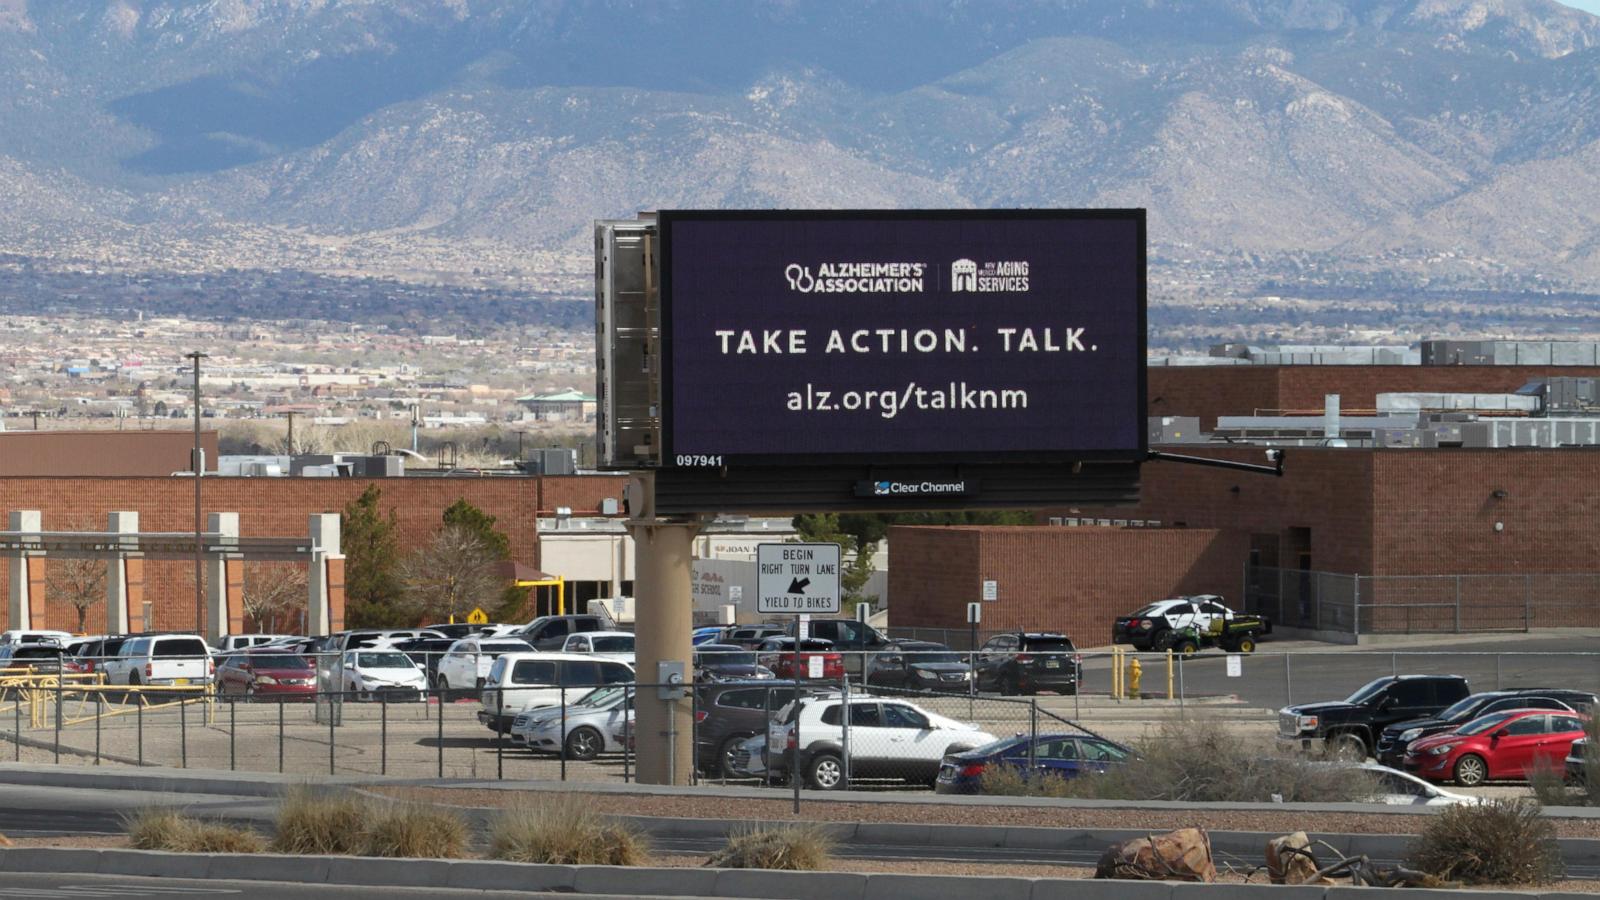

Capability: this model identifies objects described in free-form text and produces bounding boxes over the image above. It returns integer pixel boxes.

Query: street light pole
[186,351,208,635]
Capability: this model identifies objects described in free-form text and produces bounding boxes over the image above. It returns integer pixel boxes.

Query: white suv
[478,652,634,734]
[768,696,996,790]
[434,636,533,698]
[103,634,213,687]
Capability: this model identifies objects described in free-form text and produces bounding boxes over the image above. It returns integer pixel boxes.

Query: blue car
[934,732,1132,794]
[691,626,728,646]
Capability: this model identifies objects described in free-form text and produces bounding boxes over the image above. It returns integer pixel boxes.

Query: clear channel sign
[756,543,842,615]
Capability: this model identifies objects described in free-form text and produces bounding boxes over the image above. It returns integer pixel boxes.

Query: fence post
[94,694,102,766]
[381,693,388,777]
[1524,575,1532,632]
[840,676,851,791]
[1284,653,1292,707]
[53,660,61,764]
[1028,700,1038,773]
[328,690,336,775]
[1177,654,1185,715]
[181,691,188,769]
[1454,574,1462,633]
[623,686,632,785]
[496,705,503,781]
[13,695,19,762]
[559,685,567,782]
[1353,575,1362,637]
[436,684,444,779]
[137,698,144,767]
[277,697,284,774]
[229,696,236,771]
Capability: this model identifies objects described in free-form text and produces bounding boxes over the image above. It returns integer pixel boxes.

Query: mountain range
[2,0,1599,318]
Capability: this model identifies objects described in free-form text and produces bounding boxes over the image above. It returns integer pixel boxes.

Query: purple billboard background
[662,212,1143,462]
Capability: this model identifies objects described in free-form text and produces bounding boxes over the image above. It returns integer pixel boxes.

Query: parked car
[510,685,634,760]
[102,634,213,687]
[1278,674,1471,760]
[1112,595,1268,653]
[692,626,730,646]
[757,637,844,681]
[515,615,610,650]
[478,653,635,734]
[974,633,1080,696]
[864,641,973,692]
[1566,737,1593,783]
[553,631,635,663]
[336,649,428,701]
[390,637,458,686]
[0,643,80,675]
[69,635,131,677]
[0,629,72,647]
[217,634,299,653]
[788,618,890,678]
[425,623,493,640]
[766,695,997,789]
[694,681,819,777]
[331,629,447,652]
[1356,763,1479,806]
[693,645,775,683]
[434,636,535,698]
[216,649,317,700]
[1405,709,1587,786]
[723,624,787,650]
[1376,689,1594,767]
[935,732,1133,794]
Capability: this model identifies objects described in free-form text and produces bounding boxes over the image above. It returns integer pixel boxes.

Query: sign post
[758,542,841,813]
[967,602,982,704]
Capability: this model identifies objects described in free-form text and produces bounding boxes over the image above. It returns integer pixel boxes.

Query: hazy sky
[1556,0,1600,15]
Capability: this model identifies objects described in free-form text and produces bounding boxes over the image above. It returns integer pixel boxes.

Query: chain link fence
[1242,566,1600,636]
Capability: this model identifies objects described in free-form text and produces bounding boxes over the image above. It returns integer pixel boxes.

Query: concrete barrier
[714,869,868,900]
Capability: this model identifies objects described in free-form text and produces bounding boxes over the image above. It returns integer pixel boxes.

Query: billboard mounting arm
[1146,449,1284,478]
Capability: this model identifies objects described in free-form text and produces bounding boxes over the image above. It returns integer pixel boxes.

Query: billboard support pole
[626,472,699,785]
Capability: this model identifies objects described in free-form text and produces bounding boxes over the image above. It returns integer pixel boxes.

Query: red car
[216,649,318,700]
[1404,708,1587,787]
[757,637,845,681]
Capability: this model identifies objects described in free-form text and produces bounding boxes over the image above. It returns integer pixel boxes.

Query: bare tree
[241,562,308,633]
[398,524,503,624]
[47,555,106,633]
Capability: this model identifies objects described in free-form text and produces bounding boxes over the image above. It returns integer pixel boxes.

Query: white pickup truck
[102,634,213,686]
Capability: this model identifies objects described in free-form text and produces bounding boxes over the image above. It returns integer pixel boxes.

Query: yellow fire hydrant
[1126,656,1143,699]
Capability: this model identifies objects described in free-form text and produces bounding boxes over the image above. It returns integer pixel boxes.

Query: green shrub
[1408,799,1561,885]
[125,808,265,854]
[705,825,835,871]
[488,794,648,866]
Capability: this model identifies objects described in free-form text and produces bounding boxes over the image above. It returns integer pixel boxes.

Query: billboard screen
[659,210,1145,468]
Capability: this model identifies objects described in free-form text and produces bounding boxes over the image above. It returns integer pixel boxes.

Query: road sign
[967,602,982,625]
[729,585,743,604]
[757,543,841,615]
[466,607,488,625]
[1226,654,1242,678]
[981,580,998,602]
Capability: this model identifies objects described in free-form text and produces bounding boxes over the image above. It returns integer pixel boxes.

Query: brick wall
[0,474,626,633]
[889,525,1249,646]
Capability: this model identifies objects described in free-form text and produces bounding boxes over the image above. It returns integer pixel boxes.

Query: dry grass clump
[361,802,469,859]
[488,794,648,866]
[270,787,371,855]
[978,764,1074,798]
[125,808,265,854]
[1408,799,1561,885]
[705,825,835,871]
[993,718,1378,803]
[1528,758,1575,807]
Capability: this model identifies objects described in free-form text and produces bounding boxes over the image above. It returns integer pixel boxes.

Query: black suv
[694,681,820,777]
[974,633,1080,696]
[865,641,973,692]
[516,615,610,650]
[1375,688,1596,767]
[1279,674,1470,760]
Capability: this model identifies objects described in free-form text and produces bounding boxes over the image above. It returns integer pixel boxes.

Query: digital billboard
[658,210,1145,469]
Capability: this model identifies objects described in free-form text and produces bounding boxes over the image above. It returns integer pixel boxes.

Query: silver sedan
[509,685,634,761]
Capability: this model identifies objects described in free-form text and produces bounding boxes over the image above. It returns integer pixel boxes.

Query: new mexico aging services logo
[951,258,1031,293]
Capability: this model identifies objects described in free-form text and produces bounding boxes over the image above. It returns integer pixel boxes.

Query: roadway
[0,874,624,899]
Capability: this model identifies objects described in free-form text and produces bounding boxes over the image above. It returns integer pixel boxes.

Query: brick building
[0,474,626,634]
[890,361,1600,641]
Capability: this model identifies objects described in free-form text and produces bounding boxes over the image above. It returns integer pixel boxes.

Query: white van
[478,652,634,734]
[103,634,213,687]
